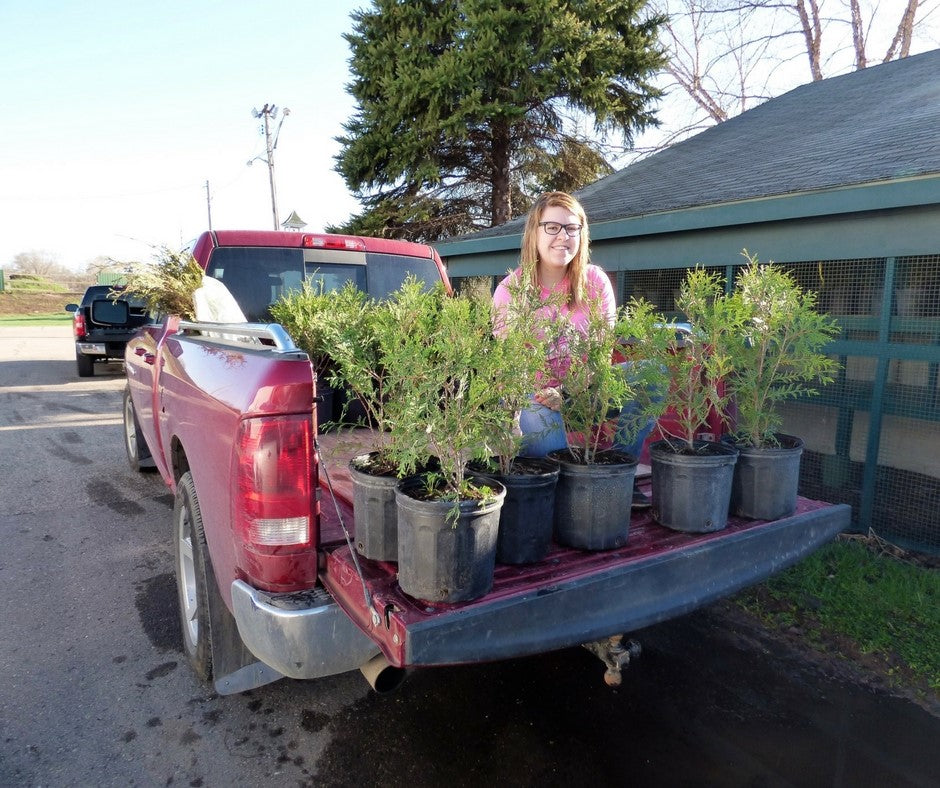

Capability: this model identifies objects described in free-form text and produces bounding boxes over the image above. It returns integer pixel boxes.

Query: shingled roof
[464,47,940,241]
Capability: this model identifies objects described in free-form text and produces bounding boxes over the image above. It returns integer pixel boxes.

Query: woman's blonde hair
[519,191,591,306]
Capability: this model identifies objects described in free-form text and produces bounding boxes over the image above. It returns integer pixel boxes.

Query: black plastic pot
[475,457,560,564]
[728,434,804,520]
[395,475,505,603]
[349,452,400,562]
[649,439,738,533]
[314,381,334,432]
[547,448,637,550]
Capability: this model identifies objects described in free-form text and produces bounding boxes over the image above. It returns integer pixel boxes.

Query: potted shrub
[722,252,841,520]
[471,276,561,564]
[318,279,438,562]
[647,267,740,533]
[384,284,509,603]
[547,297,671,550]
[272,278,434,563]
[269,280,337,429]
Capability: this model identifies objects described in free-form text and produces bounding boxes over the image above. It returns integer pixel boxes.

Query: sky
[0,0,367,271]
[2,1,937,273]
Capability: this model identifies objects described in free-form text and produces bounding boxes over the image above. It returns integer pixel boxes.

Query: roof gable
[464,48,940,242]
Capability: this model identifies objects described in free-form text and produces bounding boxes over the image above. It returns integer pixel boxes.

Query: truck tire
[174,472,214,682]
[122,386,154,472]
[76,352,94,377]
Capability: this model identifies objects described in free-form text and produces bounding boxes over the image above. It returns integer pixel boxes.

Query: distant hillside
[0,291,82,316]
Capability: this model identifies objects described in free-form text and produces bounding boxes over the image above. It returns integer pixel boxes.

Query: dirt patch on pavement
[0,292,82,316]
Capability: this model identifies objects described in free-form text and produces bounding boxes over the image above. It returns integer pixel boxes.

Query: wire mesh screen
[770,257,940,555]
[621,266,726,317]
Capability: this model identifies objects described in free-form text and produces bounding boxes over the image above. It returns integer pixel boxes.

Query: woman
[492,191,656,505]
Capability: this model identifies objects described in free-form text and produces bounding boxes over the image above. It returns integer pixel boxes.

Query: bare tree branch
[635,0,939,163]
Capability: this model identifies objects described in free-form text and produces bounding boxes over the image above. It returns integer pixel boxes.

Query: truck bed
[315,430,850,669]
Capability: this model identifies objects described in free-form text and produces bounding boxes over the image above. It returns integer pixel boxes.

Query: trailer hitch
[582,635,642,686]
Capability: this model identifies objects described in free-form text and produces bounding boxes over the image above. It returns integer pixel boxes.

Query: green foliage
[553,296,670,463]
[487,276,554,473]
[335,0,666,238]
[737,539,940,691]
[269,280,336,377]
[312,281,409,465]
[520,134,616,199]
[327,193,478,242]
[724,252,841,448]
[379,282,521,499]
[658,267,736,451]
[121,247,204,320]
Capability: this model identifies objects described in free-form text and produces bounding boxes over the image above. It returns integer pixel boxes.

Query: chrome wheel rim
[123,396,137,460]
[176,504,198,647]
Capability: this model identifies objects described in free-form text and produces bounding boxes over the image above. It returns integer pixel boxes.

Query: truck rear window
[205,247,443,321]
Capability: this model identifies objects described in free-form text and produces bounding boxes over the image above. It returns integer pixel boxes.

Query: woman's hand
[534,386,563,411]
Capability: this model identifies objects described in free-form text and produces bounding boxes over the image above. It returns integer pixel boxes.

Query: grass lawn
[734,534,940,699]
[0,313,73,326]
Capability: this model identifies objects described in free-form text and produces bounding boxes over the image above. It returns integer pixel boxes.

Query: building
[437,49,940,554]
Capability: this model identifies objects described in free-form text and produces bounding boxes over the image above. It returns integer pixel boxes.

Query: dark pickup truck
[123,230,851,696]
[66,285,151,377]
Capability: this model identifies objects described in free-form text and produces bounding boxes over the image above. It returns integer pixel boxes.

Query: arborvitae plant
[379,282,510,501]
[554,295,671,464]
[487,274,556,475]
[269,279,336,381]
[725,251,841,448]
[657,267,737,453]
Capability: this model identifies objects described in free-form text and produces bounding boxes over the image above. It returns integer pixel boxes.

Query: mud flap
[206,561,284,695]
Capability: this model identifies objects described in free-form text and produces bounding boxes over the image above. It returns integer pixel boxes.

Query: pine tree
[334,0,666,240]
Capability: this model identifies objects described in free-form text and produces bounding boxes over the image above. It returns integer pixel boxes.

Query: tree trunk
[849,0,866,69]
[796,0,824,81]
[884,0,919,61]
[490,118,512,227]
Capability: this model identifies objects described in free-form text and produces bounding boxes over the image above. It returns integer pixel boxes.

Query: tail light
[233,414,319,592]
[73,311,86,339]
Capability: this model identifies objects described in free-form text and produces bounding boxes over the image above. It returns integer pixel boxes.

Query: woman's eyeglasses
[539,222,582,236]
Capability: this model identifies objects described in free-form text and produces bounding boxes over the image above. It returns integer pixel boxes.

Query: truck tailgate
[315,431,850,668]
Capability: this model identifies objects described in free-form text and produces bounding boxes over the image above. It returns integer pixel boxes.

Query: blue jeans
[518,361,658,459]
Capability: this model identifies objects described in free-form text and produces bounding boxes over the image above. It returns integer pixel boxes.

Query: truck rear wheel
[174,471,214,682]
[76,352,94,377]
[123,386,154,472]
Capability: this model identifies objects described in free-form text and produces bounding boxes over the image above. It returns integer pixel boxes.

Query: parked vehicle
[66,285,151,377]
[123,229,850,696]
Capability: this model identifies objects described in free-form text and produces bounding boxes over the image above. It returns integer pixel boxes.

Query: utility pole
[204,180,213,231]
[249,104,290,230]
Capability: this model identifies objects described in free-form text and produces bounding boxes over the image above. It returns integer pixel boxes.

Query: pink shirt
[492,264,617,386]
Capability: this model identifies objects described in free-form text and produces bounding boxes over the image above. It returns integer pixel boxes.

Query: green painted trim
[858,259,895,529]
[436,175,940,262]
[444,206,940,277]
[826,340,940,362]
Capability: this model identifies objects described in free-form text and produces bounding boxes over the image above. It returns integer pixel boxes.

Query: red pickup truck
[123,229,850,695]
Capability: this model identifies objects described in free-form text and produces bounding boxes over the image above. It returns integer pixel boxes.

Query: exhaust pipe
[359,653,407,694]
